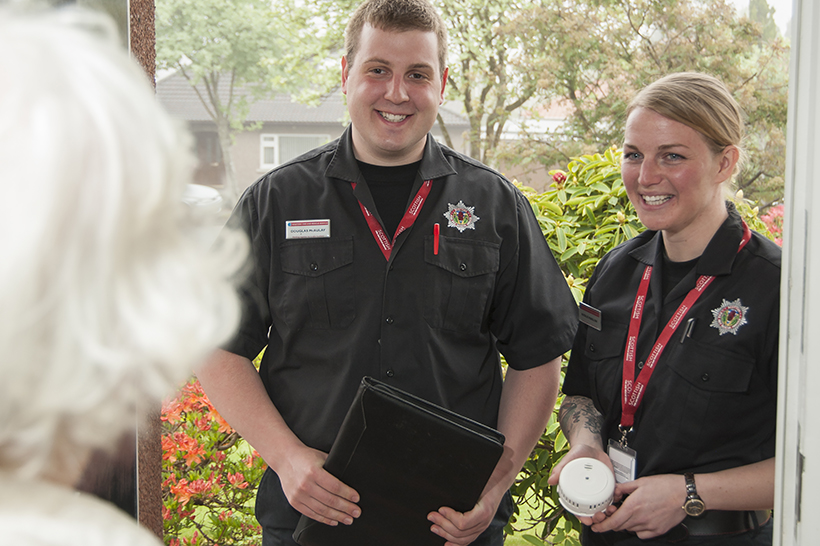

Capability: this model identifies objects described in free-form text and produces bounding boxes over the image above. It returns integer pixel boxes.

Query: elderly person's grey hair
[0,7,245,484]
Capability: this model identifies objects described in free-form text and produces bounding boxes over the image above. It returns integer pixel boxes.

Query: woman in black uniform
[550,72,780,545]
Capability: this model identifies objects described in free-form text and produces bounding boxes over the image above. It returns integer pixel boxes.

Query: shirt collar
[628,202,745,277]
[325,126,458,183]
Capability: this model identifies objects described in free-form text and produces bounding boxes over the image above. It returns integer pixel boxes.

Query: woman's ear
[716,145,740,184]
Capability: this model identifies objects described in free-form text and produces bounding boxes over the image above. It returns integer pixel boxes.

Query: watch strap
[684,472,697,496]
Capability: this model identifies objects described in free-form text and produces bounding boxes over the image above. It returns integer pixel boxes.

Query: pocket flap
[280,237,353,277]
[583,322,628,360]
[424,236,500,278]
[667,341,754,393]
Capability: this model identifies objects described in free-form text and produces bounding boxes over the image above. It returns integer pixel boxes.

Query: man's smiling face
[341,23,447,166]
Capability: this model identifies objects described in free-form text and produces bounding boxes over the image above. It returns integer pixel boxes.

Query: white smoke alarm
[558,457,616,518]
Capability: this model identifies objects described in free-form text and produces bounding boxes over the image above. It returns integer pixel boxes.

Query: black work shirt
[563,204,781,477]
[225,126,578,453]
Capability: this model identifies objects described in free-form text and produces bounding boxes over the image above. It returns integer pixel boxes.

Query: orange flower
[169,479,193,506]
[227,472,248,489]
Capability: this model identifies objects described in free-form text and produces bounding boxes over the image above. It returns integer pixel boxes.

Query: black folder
[292,376,506,546]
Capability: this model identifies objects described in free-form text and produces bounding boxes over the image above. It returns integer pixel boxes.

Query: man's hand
[427,488,503,546]
[277,445,361,526]
[425,360,563,545]
[590,474,686,539]
[196,350,361,526]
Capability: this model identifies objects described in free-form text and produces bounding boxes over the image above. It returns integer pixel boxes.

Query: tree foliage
[750,0,780,42]
[437,0,540,165]
[156,0,788,206]
[496,0,789,208]
[156,0,290,203]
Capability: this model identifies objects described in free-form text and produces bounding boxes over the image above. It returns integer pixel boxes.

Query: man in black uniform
[196,1,578,545]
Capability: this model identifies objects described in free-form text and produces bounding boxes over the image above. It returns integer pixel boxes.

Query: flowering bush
[760,204,784,246]
[162,378,267,545]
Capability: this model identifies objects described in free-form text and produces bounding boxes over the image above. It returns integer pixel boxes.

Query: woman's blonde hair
[0,8,245,479]
[627,72,747,175]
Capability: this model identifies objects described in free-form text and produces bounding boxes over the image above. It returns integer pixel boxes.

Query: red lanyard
[620,221,752,429]
[351,180,432,261]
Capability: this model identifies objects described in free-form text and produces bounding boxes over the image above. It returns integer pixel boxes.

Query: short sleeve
[221,185,272,360]
[491,192,578,369]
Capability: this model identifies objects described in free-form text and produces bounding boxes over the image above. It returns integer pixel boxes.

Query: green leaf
[556,226,568,252]
[522,535,547,546]
[560,246,580,261]
[555,431,567,452]
[539,200,564,216]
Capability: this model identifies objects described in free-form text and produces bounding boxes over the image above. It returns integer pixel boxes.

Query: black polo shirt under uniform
[563,203,781,479]
[224,126,579,543]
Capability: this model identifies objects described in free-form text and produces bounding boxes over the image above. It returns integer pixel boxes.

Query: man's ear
[439,66,448,104]
[341,56,349,95]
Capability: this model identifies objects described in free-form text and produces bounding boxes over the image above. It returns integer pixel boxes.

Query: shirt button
[637,361,644,370]
[589,343,595,353]
[460,262,468,271]
[385,316,394,325]
[386,369,395,378]
[701,373,710,382]
[310,262,319,272]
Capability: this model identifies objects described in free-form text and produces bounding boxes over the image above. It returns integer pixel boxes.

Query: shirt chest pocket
[655,339,759,457]
[278,237,355,329]
[666,340,755,394]
[423,236,500,333]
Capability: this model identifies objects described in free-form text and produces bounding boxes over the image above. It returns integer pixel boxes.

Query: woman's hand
[548,443,614,526]
[590,474,686,539]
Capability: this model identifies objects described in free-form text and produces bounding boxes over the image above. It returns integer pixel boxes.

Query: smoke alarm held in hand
[558,457,616,518]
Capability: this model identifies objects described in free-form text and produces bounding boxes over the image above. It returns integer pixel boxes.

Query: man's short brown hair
[344,0,448,77]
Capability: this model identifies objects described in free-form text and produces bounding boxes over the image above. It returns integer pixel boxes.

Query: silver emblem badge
[710,298,749,336]
[444,200,479,232]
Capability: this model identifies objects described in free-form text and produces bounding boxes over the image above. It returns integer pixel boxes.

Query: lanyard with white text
[351,180,432,261]
[619,221,752,441]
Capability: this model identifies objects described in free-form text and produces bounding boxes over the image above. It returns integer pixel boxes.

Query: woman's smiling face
[621,107,734,241]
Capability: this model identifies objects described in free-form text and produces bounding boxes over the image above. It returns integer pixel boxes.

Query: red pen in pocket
[433,223,440,255]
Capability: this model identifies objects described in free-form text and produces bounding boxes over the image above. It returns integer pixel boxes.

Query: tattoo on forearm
[559,396,604,439]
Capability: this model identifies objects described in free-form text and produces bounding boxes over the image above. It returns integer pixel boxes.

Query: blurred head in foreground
[0,7,244,484]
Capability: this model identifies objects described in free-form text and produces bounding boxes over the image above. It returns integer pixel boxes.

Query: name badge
[579,302,602,331]
[286,219,331,239]
[608,439,637,483]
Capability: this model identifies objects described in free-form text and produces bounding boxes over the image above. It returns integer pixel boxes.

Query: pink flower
[760,204,784,246]
[228,472,249,489]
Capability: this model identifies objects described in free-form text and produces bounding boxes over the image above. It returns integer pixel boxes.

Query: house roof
[156,71,469,127]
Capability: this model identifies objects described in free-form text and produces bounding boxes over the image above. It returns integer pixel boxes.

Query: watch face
[684,498,706,517]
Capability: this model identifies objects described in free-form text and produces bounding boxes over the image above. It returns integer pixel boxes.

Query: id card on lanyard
[608,222,752,483]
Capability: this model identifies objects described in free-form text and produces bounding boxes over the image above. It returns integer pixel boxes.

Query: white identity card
[607,439,637,483]
[286,219,331,239]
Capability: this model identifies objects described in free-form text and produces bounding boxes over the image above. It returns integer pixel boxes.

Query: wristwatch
[682,473,706,517]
